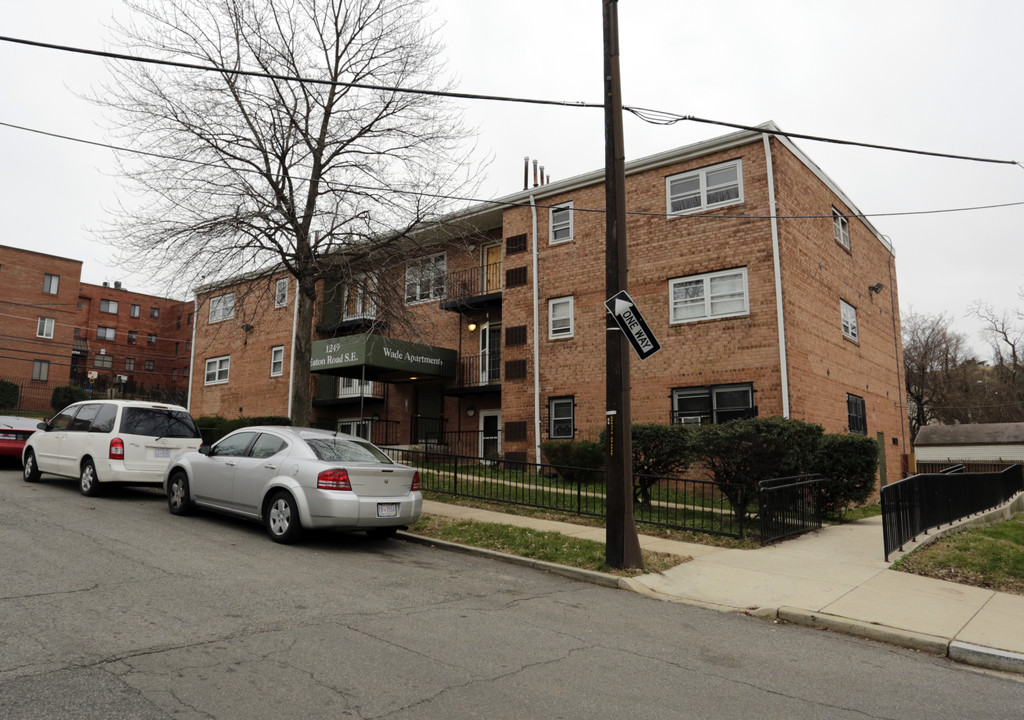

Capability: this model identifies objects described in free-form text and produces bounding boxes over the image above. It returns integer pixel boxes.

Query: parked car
[23,400,203,496]
[163,426,421,543]
[0,415,41,462]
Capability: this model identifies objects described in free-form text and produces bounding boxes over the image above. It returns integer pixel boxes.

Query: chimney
[532,159,539,188]
[523,156,530,191]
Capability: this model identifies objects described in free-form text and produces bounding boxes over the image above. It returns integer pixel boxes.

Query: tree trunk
[290,275,318,427]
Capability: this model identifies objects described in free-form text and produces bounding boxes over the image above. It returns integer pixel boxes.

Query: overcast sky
[2,0,1023,357]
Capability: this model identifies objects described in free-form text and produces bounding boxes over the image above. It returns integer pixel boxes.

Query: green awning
[310,334,456,382]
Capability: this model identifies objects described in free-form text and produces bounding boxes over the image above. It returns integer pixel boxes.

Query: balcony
[445,352,501,396]
[317,283,380,335]
[439,261,502,312]
[313,375,386,406]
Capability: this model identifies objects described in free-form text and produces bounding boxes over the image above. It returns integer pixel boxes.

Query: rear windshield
[120,408,201,439]
[304,437,393,464]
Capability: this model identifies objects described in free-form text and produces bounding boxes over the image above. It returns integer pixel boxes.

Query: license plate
[377,503,398,518]
[154,448,171,459]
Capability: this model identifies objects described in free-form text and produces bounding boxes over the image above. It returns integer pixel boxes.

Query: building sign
[310,334,456,381]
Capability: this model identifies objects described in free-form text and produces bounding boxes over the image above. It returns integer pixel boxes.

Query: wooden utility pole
[602,0,643,570]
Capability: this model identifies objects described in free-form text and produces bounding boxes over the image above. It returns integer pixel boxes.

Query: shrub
[816,433,879,518]
[0,380,18,409]
[600,423,694,504]
[225,415,292,432]
[691,417,824,525]
[541,440,605,485]
[51,386,89,412]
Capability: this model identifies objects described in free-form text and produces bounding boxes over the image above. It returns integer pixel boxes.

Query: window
[97,326,115,341]
[667,160,743,215]
[841,299,859,341]
[186,340,191,352]
[550,203,573,244]
[68,404,101,432]
[130,304,141,318]
[275,278,288,308]
[548,296,574,339]
[150,306,159,318]
[36,317,55,339]
[171,369,178,381]
[405,253,446,304]
[847,394,867,435]
[549,397,575,439]
[209,293,235,323]
[127,331,138,345]
[187,312,193,326]
[144,360,155,371]
[32,360,49,382]
[205,356,230,385]
[270,346,285,377]
[125,358,135,371]
[42,274,59,294]
[342,275,375,320]
[147,334,157,345]
[94,354,113,369]
[672,384,755,425]
[175,342,180,356]
[100,299,119,314]
[669,268,748,324]
[833,207,850,250]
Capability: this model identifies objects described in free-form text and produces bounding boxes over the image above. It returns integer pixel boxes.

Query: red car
[0,415,42,463]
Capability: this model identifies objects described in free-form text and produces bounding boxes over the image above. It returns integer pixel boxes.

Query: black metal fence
[915,460,1017,474]
[759,474,830,545]
[881,465,1024,561]
[0,374,186,416]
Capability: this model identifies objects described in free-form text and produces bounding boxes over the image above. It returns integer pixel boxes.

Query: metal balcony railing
[443,261,502,305]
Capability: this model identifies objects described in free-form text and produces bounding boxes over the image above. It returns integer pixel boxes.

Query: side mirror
[199,445,211,456]
[37,422,48,431]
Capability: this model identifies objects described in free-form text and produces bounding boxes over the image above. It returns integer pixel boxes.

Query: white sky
[2,0,1023,357]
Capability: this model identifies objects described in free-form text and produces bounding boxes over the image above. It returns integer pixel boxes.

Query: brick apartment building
[0,244,193,411]
[188,123,908,485]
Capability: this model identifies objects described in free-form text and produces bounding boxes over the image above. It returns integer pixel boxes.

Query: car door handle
[263,464,277,470]
[225,460,236,467]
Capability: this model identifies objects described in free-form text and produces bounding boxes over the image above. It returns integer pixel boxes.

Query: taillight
[317,469,351,491]
[411,471,420,492]
[109,438,125,460]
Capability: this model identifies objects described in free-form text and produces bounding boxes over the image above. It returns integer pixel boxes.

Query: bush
[225,415,292,432]
[691,417,824,525]
[0,380,18,409]
[816,433,879,518]
[600,423,694,504]
[194,415,293,444]
[541,440,605,485]
[51,386,89,413]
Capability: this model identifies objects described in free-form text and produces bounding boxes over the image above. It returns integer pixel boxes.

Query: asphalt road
[1,465,1022,719]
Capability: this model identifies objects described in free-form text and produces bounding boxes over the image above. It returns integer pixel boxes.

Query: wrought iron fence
[452,353,501,389]
[915,460,1016,474]
[758,474,829,545]
[444,262,502,303]
[0,374,186,415]
[881,465,1024,561]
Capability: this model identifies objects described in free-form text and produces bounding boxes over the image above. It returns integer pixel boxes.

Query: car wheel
[366,527,398,540]
[79,459,102,497]
[265,491,302,544]
[167,471,193,516]
[23,450,40,482]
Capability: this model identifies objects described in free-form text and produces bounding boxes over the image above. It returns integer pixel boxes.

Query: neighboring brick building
[188,123,908,485]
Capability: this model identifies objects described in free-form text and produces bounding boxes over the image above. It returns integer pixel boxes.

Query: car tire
[23,450,41,482]
[167,470,193,516]
[265,491,302,544]
[366,527,398,540]
[79,459,102,497]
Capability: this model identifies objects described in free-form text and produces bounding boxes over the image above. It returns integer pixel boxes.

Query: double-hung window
[32,360,49,381]
[125,358,135,371]
[669,268,748,324]
[549,397,575,439]
[833,207,850,250]
[274,278,288,308]
[94,354,113,369]
[666,160,743,215]
[548,296,574,339]
[150,307,159,318]
[405,253,446,304]
[209,293,235,323]
[130,304,141,318]
[42,274,59,294]
[672,383,755,425]
[127,331,138,345]
[847,394,867,435]
[36,317,55,339]
[205,356,230,385]
[97,326,115,341]
[550,203,573,244]
[270,346,285,377]
[841,300,859,341]
[144,360,155,371]
[147,334,157,345]
[100,299,118,314]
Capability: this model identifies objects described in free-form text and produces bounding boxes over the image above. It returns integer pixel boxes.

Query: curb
[776,607,949,656]
[949,641,1024,675]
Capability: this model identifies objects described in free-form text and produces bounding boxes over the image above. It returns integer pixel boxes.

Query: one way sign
[605,290,661,360]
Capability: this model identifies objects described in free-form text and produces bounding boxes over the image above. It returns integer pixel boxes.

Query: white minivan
[23,400,203,496]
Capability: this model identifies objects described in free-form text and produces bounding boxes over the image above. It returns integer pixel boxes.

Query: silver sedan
[163,426,422,543]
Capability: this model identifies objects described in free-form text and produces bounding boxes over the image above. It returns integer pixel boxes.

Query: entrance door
[479,323,501,384]
[479,409,501,460]
[483,244,502,293]
[414,384,443,444]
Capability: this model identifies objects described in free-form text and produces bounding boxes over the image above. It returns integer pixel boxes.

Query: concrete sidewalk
[413,499,1024,676]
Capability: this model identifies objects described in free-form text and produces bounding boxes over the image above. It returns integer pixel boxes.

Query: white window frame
[343,274,375,320]
[270,346,285,377]
[204,356,231,385]
[841,299,859,341]
[405,253,447,305]
[100,299,119,314]
[669,267,749,324]
[36,317,55,339]
[274,278,288,308]
[42,274,59,295]
[549,202,573,244]
[548,296,574,339]
[32,360,49,381]
[209,293,235,323]
[666,160,743,216]
[833,207,850,250]
[130,304,140,318]
[549,396,575,439]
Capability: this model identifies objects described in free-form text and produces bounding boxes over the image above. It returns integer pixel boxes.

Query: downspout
[763,133,790,417]
[186,296,198,412]
[530,194,542,463]
[288,278,299,421]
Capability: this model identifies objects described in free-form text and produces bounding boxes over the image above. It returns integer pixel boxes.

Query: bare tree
[971,296,1024,419]
[96,0,478,424]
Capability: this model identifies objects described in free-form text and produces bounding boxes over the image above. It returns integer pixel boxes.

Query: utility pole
[603,0,643,570]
